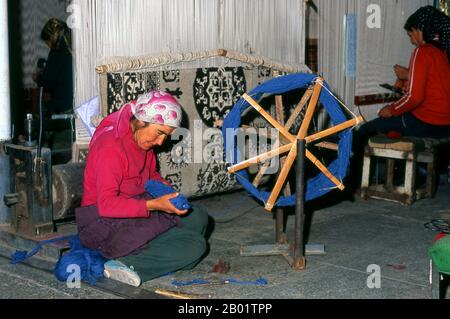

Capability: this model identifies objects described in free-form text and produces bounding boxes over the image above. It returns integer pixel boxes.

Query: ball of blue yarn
[145,180,191,210]
[54,236,107,285]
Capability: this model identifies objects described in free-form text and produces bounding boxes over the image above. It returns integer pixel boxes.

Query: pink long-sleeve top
[81,102,168,218]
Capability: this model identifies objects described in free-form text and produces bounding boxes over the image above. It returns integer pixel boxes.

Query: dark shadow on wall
[8,0,25,141]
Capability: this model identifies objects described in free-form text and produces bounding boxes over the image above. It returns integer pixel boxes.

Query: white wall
[0,0,11,141]
[73,0,307,106]
[306,1,319,39]
[317,0,433,121]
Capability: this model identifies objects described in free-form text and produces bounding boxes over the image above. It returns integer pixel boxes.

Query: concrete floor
[140,183,450,299]
[1,183,449,299]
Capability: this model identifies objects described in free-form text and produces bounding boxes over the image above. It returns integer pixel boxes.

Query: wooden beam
[240,125,276,140]
[285,87,313,129]
[296,79,323,139]
[314,142,339,151]
[265,143,297,211]
[305,116,363,143]
[305,149,345,190]
[227,143,293,174]
[242,93,295,143]
[252,160,272,187]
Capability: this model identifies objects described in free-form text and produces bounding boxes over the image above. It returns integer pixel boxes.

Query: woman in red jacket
[351,6,450,191]
[76,91,209,287]
[358,6,450,139]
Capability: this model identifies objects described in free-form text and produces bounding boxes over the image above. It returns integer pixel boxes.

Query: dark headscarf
[404,5,450,61]
[40,18,72,55]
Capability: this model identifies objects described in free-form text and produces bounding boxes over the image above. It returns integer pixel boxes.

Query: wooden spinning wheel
[227,77,363,212]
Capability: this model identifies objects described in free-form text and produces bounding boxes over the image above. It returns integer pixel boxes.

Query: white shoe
[103,260,141,287]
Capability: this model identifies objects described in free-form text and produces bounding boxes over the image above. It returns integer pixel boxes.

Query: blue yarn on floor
[145,180,191,210]
[10,235,76,265]
[54,235,108,285]
[10,235,107,285]
[172,277,268,286]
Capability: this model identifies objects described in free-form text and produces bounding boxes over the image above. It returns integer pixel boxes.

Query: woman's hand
[378,105,393,118]
[393,64,409,80]
[146,193,189,216]
[394,79,408,93]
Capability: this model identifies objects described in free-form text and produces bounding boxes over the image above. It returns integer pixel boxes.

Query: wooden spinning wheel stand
[228,77,363,269]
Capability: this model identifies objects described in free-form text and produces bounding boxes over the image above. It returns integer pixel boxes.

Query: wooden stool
[360,135,439,205]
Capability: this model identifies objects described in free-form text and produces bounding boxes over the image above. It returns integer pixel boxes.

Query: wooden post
[386,158,395,192]
[293,139,306,269]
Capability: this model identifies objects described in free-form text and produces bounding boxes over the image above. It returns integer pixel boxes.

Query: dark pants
[357,113,450,141]
[118,205,209,282]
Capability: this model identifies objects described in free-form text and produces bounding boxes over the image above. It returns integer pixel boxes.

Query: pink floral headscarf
[131,90,182,128]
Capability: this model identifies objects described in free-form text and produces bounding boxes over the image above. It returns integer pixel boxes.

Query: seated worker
[76,91,209,287]
[392,4,450,97]
[33,18,74,151]
[357,5,450,141]
[350,6,450,190]
[34,18,73,115]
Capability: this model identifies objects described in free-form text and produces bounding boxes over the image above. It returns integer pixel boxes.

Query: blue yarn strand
[53,235,107,285]
[172,277,268,286]
[10,234,107,285]
[10,235,77,265]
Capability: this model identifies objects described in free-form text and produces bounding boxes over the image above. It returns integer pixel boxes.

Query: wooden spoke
[285,87,313,130]
[265,143,297,211]
[242,93,296,143]
[227,143,293,174]
[252,164,270,187]
[296,79,323,139]
[240,125,277,140]
[314,142,339,151]
[273,93,292,206]
[305,149,344,190]
[253,87,313,187]
[305,116,363,143]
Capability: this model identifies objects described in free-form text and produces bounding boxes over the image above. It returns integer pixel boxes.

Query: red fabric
[434,232,447,243]
[389,44,450,125]
[81,102,169,218]
[386,131,402,139]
